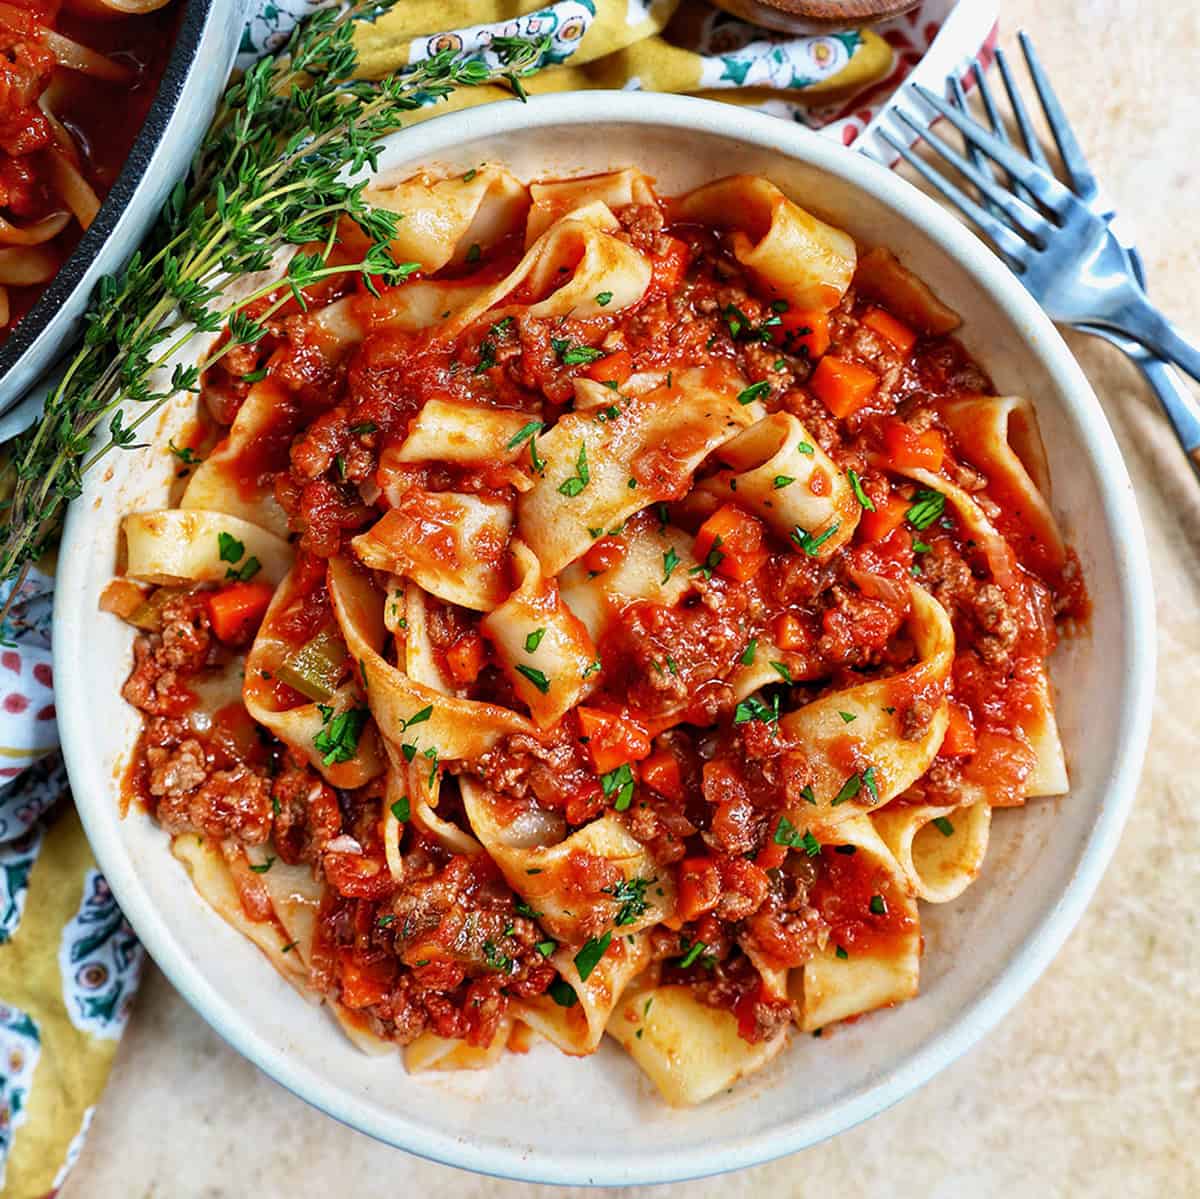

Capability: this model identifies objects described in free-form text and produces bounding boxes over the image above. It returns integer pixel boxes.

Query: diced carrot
[584,348,633,387]
[641,749,683,801]
[445,631,487,686]
[772,612,808,651]
[676,856,721,922]
[939,702,977,757]
[770,307,831,360]
[856,494,910,543]
[809,355,878,418]
[694,503,768,582]
[648,235,690,297]
[863,306,917,354]
[576,707,652,774]
[882,418,945,471]
[338,954,396,1009]
[962,730,1035,806]
[207,581,275,645]
[583,535,627,575]
[754,840,789,871]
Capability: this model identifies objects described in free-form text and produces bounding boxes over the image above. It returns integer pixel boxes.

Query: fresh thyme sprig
[0,2,545,593]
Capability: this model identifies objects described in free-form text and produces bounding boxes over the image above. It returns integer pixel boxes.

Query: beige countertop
[61,3,1199,1196]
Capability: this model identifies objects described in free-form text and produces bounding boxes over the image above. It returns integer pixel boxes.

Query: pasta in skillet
[105,166,1085,1107]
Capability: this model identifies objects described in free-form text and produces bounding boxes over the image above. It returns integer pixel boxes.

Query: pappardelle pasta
[106,165,1086,1106]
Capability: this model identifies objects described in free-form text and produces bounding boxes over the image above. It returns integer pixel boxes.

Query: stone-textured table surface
[62,3,1199,1195]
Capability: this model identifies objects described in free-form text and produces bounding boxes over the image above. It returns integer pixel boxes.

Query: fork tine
[994,48,1051,172]
[894,108,1054,245]
[912,84,1074,216]
[1018,31,1099,202]
[970,60,1038,208]
[879,131,1029,267]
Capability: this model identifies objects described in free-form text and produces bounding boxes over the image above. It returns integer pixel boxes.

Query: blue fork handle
[1081,324,1200,482]
[1103,291,1200,387]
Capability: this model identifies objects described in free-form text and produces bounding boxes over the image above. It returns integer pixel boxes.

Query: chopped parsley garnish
[835,945,849,960]
[225,555,261,582]
[677,940,708,969]
[734,692,780,727]
[741,638,757,666]
[507,420,543,451]
[723,304,747,338]
[334,454,347,480]
[280,940,298,954]
[907,488,946,530]
[838,710,857,724]
[912,540,932,554]
[390,796,410,822]
[831,772,862,807]
[536,939,556,957]
[377,914,395,927]
[662,546,680,583]
[217,532,244,563]
[349,420,377,436]
[770,661,793,684]
[773,358,788,371]
[665,654,679,676]
[797,441,815,456]
[462,168,477,182]
[869,894,887,915]
[558,441,590,497]
[483,940,513,973]
[465,242,481,263]
[524,628,546,653]
[516,664,551,694]
[601,763,635,811]
[799,784,816,805]
[401,743,417,762]
[168,439,203,465]
[737,380,771,405]
[474,339,496,374]
[597,404,620,420]
[595,290,613,306]
[862,765,879,803]
[515,898,540,919]
[606,875,654,925]
[773,475,795,489]
[800,830,821,857]
[248,856,275,874]
[313,706,369,765]
[847,469,875,512]
[791,522,840,557]
[932,816,955,837]
[574,931,612,981]
[401,705,433,731]
[689,534,724,580]
[581,658,602,680]
[552,337,605,366]
[548,978,578,1007]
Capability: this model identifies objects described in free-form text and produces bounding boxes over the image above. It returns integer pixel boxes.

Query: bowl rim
[0,0,218,384]
[54,90,1156,1186]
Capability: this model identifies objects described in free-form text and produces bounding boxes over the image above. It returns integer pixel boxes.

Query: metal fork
[878,35,1200,479]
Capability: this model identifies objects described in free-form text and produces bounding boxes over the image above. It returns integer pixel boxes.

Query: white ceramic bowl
[54,93,1155,1185]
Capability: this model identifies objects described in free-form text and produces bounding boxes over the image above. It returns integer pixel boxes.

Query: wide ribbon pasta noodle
[110,164,1081,1106]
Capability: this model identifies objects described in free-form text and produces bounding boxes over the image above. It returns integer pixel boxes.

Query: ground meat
[817,583,905,667]
[901,698,935,742]
[616,203,666,252]
[146,739,208,798]
[155,764,273,844]
[473,725,602,826]
[122,594,217,716]
[972,582,1019,664]
[272,757,342,864]
[918,542,977,621]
